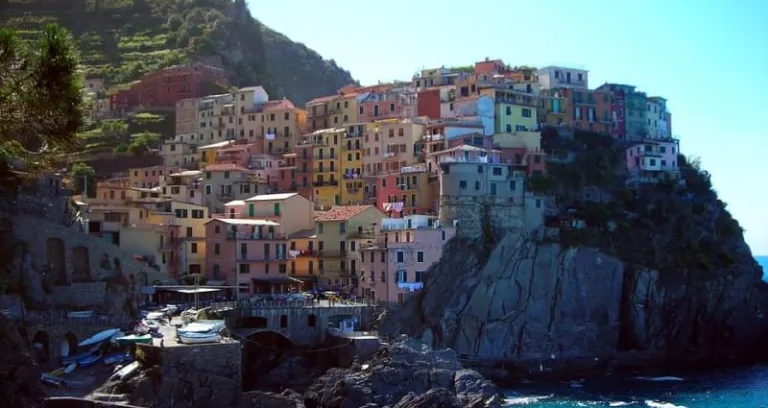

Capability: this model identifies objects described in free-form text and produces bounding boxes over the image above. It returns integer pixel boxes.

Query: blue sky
[248,0,768,255]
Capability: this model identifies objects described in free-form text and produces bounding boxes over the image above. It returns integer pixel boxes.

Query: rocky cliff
[381,131,768,374]
[0,314,46,408]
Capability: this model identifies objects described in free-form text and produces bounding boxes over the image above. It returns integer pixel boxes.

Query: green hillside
[0,0,356,105]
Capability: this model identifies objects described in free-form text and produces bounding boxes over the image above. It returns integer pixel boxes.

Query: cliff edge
[381,131,768,374]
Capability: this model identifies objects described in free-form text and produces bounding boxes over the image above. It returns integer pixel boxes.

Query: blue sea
[501,256,768,407]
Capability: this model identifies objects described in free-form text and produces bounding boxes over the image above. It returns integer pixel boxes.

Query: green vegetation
[72,111,172,160]
[71,162,96,197]
[541,130,750,282]
[2,0,356,105]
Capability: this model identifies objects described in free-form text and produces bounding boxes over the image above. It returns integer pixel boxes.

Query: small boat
[142,319,160,331]
[145,311,165,320]
[104,351,131,366]
[177,320,224,334]
[64,362,76,375]
[41,373,67,388]
[78,328,120,348]
[115,334,153,346]
[110,361,140,381]
[78,353,102,368]
[67,311,94,319]
[177,331,220,344]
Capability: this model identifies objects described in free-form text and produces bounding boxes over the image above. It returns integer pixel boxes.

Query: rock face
[381,233,768,371]
[0,314,46,408]
[304,336,503,408]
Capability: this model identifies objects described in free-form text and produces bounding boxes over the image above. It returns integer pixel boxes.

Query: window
[459,180,467,191]
[317,223,323,233]
[192,210,205,219]
[477,166,483,174]
[396,270,407,283]
[417,251,424,262]
[205,185,212,195]
[397,251,404,262]
[273,203,280,216]
[214,243,220,255]
[175,209,188,218]
[475,181,481,190]
[307,314,316,327]
[509,181,517,191]
[205,172,211,179]
[186,227,193,237]
[339,222,346,233]
[415,271,425,283]
[492,167,502,176]
[214,225,220,234]
[490,183,497,196]
[280,315,288,328]
[191,243,197,253]
[351,241,356,251]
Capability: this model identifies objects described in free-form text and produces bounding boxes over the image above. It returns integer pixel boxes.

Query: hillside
[0,0,356,105]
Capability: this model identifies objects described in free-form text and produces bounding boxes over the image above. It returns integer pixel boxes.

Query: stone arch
[31,330,50,363]
[241,329,298,391]
[243,329,296,347]
[61,332,78,358]
[46,237,67,285]
[71,245,91,283]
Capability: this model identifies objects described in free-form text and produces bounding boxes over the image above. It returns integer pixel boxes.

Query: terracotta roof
[218,144,255,153]
[315,205,375,222]
[263,99,296,112]
[306,95,337,105]
[203,163,251,172]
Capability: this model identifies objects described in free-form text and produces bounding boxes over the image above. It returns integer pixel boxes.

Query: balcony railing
[313,180,339,187]
[216,192,235,200]
[228,231,287,240]
[314,154,337,160]
[237,253,289,262]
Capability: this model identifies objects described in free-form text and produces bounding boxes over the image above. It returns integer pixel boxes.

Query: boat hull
[177,333,220,344]
[78,328,120,348]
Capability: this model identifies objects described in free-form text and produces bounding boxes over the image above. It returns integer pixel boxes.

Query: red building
[110,62,228,111]
[416,88,441,119]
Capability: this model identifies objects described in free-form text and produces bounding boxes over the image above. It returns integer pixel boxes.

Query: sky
[248,0,768,255]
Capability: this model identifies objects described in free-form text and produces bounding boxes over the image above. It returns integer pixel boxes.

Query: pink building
[214,143,260,167]
[358,215,455,304]
[625,138,680,182]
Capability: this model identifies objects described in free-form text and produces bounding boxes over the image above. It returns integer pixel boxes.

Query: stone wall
[12,214,167,308]
[25,314,133,361]
[439,195,526,239]
[232,305,376,347]
[134,342,242,408]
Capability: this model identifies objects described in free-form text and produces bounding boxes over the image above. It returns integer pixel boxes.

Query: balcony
[382,152,396,159]
[237,253,289,262]
[314,154,337,160]
[317,250,347,258]
[346,228,375,239]
[227,230,287,240]
[313,180,339,187]
[216,191,235,200]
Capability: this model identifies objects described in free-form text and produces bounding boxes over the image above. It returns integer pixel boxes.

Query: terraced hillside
[0,0,356,105]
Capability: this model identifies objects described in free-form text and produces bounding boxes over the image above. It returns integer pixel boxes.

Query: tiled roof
[205,218,279,226]
[315,205,374,222]
[245,192,298,202]
[263,99,296,112]
[203,163,251,172]
[306,95,337,105]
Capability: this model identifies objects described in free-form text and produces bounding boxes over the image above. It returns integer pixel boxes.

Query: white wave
[645,400,687,408]
[503,394,553,405]
[609,402,635,406]
[634,376,684,382]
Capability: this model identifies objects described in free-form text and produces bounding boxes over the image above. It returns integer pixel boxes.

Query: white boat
[67,311,94,319]
[142,319,160,331]
[145,311,166,320]
[110,361,140,382]
[162,305,179,316]
[177,331,220,344]
[177,320,224,334]
[78,328,120,348]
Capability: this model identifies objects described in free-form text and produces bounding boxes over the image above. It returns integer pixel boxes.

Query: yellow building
[314,205,384,289]
[197,140,235,166]
[260,100,307,155]
[198,93,236,145]
[479,87,538,133]
[329,93,359,126]
[340,123,365,204]
[308,128,345,209]
[170,201,209,276]
[127,166,181,189]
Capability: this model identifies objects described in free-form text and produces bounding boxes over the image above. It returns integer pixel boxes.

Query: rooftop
[198,140,234,150]
[315,205,375,222]
[245,192,299,202]
[306,95,338,105]
[289,229,316,239]
[223,200,246,207]
[168,170,202,177]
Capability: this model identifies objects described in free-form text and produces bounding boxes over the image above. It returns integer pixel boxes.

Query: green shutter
[273,203,280,216]
[248,204,254,217]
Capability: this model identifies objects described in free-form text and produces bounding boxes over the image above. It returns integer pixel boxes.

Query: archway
[31,331,50,363]
[60,332,78,358]
[72,245,91,282]
[241,330,297,391]
[46,237,67,285]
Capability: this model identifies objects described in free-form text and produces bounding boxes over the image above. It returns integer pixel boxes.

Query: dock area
[151,316,236,348]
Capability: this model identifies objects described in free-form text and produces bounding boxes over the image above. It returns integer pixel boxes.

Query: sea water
[503,364,768,407]
[501,256,768,407]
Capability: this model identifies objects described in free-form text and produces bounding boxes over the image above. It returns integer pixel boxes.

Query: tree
[0,24,85,173]
[71,162,96,197]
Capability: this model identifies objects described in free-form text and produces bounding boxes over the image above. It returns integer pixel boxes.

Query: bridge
[17,312,133,363]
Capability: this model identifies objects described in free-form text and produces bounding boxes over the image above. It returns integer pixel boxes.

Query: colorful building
[479,85,538,133]
[197,93,236,145]
[201,163,268,214]
[276,147,313,200]
[300,128,343,208]
[175,97,199,137]
[452,94,495,135]
[537,66,589,90]
[646,97,671,140]
[305,95,335,131]
[204,192,315,294]
[329,92,360,126]
[314,205,384,290]
[374,164,437,216]
[110,62,228,111]
[416,88,441,119]
[358,214,455,304]
[260,99,306,155]
[170,201,209,276]
[596,83,648,141]
[197,140,235,166]
[128,166,181,189]
[625,138,680,182]
[340,123,365,205]
[362,119,425,176]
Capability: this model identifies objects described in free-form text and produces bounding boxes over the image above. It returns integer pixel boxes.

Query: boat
[115,334,153,346]
[104,352,131,366]
[110,361,140,381]
[162,304,179,316]
[67,311,94,319]
[78,328,120,348]
[180,309,198,323]
[177,331,220,344]
[177,320,224,334]
[64,363,76,375]
[41,373,67,388]
[142,319,160,331]
[61,350,98,366]
[145,311,166,320]
[78,353,102,368]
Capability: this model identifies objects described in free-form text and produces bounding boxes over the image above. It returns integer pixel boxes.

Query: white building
[537,66,589,90]
[646,97,670,139]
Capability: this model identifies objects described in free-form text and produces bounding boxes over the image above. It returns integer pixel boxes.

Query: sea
[501,256,768,407]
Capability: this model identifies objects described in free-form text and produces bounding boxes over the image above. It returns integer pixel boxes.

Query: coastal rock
[304,336,503,408]
[0,314,46,408]
[381,231,768,372]
[239,390,305,408]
